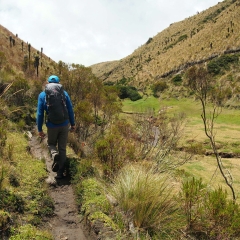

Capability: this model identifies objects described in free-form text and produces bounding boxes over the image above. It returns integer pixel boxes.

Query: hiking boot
[55,171,64,179]
[52,154,60,172]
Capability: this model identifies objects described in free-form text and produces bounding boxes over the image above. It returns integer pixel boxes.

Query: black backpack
[45,83,69,124]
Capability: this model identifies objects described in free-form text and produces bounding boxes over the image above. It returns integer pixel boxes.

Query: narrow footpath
[29,131,97,240]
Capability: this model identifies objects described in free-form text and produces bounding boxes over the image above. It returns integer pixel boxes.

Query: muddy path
[29,130,97,240]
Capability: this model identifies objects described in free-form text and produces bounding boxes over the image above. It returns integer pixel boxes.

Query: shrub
[0,210,11,236]
[6,77,30,106]
[111,164,179,234]
[95,121,137,179]
[180,177,207,231]
[178,34,188,42]
[152,82,168,97]
[118,85,142,101]
[146,37,153,45]
[70,158,95,183]
[180,178,240,239]
[207,61,221,74]
[117,78,128,85]
[207,54,239,75]
[204,188,240,239]
[0,189,25,213]
[172,74,182,86]
[103,81,115,86]
[0,52,6,69]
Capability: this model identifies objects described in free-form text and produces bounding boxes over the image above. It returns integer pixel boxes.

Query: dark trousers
[47,125,69,174]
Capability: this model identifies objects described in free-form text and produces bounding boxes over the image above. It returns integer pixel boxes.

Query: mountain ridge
[90,0,240,86]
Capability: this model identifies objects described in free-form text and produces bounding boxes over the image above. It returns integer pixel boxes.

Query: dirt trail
[29,131,97,240]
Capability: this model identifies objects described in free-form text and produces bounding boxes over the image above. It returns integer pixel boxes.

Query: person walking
[37,75,75,179]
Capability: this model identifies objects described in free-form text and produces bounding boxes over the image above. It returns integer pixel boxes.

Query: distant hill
[90,0,240,87]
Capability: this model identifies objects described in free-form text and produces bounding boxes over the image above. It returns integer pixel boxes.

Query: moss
[9,224,53,240]
[0,210,10,229]
[81,178,111,214]
[90,211,118,231]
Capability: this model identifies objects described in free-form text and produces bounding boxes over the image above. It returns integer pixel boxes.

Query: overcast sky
[1,0,222,66]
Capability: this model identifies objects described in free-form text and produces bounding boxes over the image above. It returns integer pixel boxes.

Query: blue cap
[48,75,60,83]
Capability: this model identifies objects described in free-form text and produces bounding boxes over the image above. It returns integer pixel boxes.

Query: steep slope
[0,24,57,83]
[91,0,240,86]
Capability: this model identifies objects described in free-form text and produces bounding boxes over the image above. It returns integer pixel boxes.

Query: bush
[118,85,142,101]
[146,37,153,45]
[111,164,179,234]
[178,34,188,42]
[0,210,11,236]
[180,178,240,239]
[172,74,182,86]
[103,81,115,86]
[207,61,221,74]
[0,189,24,213]
[95,122,137,179]
[6,77,30,106]
[0,52,6,69]
[152,82,168,97]
[207,54,239,75]
[70,158,95,183]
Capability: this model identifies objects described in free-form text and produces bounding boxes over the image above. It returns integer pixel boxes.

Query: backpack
[45,83,69,124]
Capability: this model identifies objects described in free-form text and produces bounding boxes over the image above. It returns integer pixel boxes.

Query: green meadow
[123,96,240,143]
[123,96,240,200]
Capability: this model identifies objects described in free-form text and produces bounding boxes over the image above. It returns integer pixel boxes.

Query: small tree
[28,44,31,68]
[34,55,40,76]
[186,66,236,202]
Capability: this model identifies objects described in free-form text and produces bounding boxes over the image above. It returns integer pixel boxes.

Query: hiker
[37,75,75,179]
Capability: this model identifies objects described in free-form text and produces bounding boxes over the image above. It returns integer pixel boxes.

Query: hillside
[91,0,240,87]
[0,24,57,83]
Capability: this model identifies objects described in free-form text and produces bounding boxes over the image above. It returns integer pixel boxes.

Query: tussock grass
[110,163,182,234]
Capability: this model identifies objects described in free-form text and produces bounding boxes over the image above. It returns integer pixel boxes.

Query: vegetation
[1,0,240,238]
[151,81,168,97]
[91,0,240,90]
[207,54,239,75]
[110,164,180,236]
[104,78,142,101]
[186,65,236,202]
[181,177,240,239]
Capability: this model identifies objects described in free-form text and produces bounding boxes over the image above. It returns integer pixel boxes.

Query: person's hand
[39,131,46,138]
[69,125,75,132]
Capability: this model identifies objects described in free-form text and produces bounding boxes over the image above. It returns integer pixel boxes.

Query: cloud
[0,0,222,66]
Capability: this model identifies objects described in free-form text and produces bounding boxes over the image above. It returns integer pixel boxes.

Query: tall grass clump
[110,163,181,237]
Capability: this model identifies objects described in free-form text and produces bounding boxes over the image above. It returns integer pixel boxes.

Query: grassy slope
[91,0,240,87]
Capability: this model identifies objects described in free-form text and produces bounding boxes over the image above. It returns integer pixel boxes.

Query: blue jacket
[37,90,75,132]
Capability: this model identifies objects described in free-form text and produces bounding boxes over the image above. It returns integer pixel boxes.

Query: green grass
[1,130,53,238]
[122,96,240,152]
[122,96,161,113]
[123,97,240,126]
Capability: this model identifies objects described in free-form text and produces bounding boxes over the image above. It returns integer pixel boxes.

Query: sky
[1,0,223,67]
